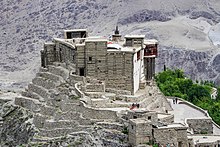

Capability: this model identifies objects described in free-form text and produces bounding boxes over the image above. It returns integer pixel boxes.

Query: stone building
[41,27,158,94]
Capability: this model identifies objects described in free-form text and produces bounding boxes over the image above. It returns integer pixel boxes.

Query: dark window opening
[66,31,87,39]
[137,51,140,60]
[89,57,92,61]
[79,68,85,76]
[131,125,134,129]
[66,32,72,39]
[133,116,137,119]
[99,60,101,63]
[148,116,151,120]
[126,39,132,46]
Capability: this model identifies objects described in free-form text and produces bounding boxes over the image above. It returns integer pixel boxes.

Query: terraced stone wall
[79,102,118,120]
[186,118,213,134]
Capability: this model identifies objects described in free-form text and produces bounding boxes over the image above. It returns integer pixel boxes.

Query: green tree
[216,86,220,101]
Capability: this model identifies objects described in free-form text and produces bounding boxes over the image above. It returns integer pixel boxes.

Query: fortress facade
[41,27,158,94]
[10,27,220,146]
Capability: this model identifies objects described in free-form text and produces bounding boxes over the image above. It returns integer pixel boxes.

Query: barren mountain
[1,0,220,90]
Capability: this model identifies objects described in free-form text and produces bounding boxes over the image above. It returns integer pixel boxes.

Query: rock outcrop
[0,97,35,146]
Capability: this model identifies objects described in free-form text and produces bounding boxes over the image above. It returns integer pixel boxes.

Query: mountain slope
[1,0,220,90]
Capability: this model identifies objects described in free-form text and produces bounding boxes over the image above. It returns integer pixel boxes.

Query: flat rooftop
[124,35,145,38]
[130,118,151,124]
[64,29,87,32]
[157,123,187,129]
[188,135,220,144]
[85,36,108,42]
[144,39,158,45]
[107,43,142,53]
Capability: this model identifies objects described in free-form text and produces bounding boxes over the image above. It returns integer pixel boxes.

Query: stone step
[33,113,50,129]
[38,126,89,138]
[105,93,116,100]
[146,97,161,110]
[37,72,65,84]
[43,120,79,130]
[30,136,59,143]
[28,83,50,101]
[40,105,57,116]
[59,102,80,112]
[32,77,56,90]
[47,65,69,81]
[101,129,127,145]
[15,96,41,112]
[96,122,124,131]
[21,91,44,102]
[90,98,109,108]
[54,110,81,121]
[84,92,104,98]
[39,67,48,72]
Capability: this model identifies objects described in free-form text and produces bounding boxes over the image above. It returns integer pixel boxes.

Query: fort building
[14,27,219,146]
[41,27,158,95]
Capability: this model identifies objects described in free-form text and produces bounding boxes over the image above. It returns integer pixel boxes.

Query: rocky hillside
[1,0,220,90]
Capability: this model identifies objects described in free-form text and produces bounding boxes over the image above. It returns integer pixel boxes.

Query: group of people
[173,98,178,104]
[130,103,140,110]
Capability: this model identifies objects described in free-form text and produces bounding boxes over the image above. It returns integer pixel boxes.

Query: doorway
[79,68,85,76]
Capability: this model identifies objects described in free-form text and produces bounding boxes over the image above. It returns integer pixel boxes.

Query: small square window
[89,57,92,61]
[148,116,151,120]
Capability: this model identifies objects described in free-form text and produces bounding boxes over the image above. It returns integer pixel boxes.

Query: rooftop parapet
[144,39,158,45]
[124,35,145,47]
[64,29,87,39]
[144,39,158,57]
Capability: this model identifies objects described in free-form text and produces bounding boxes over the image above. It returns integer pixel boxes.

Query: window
[89,57,92,61]
[79,68,85,76]
[134,39,142,45]
[148,116,151,120]
[126,39,132,46]
[133,116,137,119]
[137,51,140,60]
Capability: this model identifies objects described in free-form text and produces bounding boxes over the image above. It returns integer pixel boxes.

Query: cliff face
[1,0,220,89]
[157,47,220,84]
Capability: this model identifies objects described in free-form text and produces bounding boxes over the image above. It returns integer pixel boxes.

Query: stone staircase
[14,64,96,141]
[14,63,130,145]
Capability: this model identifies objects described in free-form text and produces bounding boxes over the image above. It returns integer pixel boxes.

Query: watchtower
[143,39,158,81]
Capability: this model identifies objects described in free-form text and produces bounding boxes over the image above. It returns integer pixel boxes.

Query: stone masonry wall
[85,41,107,79]
[186,118,213,134]
[78,102,118,120]
[106,52,134,93]
[43,43,56,66]
[42,40,76,68]
[128,119,152,146]
[127,111,158,124]
[55,41,75,64]
[154,128,188,146]
[75,44,85,75]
